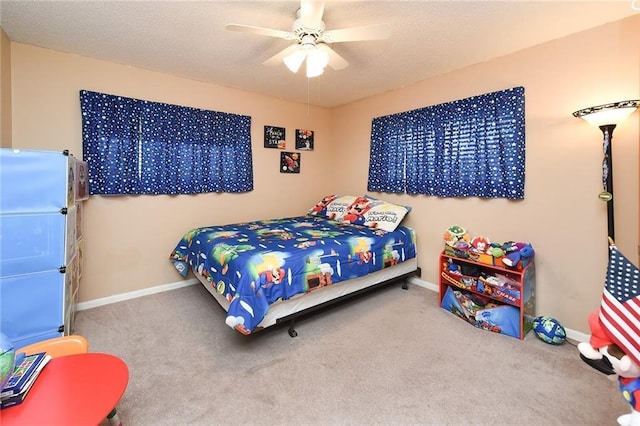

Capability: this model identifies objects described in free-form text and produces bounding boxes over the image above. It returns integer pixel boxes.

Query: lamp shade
[305,47,329,78]
[283,49,306,73]
[573,100,640,127]
[282,40,329,78]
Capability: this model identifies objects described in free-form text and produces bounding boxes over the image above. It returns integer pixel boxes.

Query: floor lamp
[572,100,640,242]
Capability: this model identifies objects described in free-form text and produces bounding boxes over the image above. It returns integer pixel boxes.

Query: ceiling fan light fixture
[307,46,329,68]
[228,1,390,77]
[306,60,324,78]
[305,46,329,78]
[283,48,306,73]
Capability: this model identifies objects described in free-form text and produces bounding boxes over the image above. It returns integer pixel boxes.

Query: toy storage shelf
[438,251,535,340]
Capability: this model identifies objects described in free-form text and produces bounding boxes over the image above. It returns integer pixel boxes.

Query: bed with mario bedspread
[169,195,419,336]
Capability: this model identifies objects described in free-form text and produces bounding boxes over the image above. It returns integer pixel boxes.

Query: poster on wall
[76,202,83,240]
[295,129,314,150]
[67,159,76,207]
[264,125,286,149]
[65,206,77,265]
[77,238,84,279]
[75,160,89,201]
[280,152,300,173]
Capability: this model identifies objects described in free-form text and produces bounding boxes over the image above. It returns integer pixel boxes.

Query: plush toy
[470,236,491,253]
[487,242,505,258]
[502,241,524,253]
[502,242,535,268]
[579,311,640,426]
[443,225,470,247]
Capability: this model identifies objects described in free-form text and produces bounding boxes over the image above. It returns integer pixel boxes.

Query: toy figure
[579,311,640,426]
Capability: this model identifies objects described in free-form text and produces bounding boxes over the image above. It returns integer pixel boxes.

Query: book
[0,352,49,400]
[0,353,50,409]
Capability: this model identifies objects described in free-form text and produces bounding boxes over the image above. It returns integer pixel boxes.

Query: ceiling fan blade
[299,0,325,29]
[225,24,295,40]
[263,44,302,67]
[321,24,390,43]
[316,44,349,70]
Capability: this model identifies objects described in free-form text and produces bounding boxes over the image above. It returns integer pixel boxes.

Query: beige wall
[7,15,640,334]
[0,27,11,147]
[10,43,333,302]
[331,14,640,334]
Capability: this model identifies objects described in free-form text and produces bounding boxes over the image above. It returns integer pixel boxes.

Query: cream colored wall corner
[9,43,334,302]
[0,27,11,147]
[329,14,640,335]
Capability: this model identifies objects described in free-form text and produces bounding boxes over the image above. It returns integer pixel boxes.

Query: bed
[169,195,420,336]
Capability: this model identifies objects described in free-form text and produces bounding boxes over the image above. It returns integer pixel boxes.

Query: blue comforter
[170,215,416,334]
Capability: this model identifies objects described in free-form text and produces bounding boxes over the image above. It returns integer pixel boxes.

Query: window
[80,90,253,195]
[368,87,525,199]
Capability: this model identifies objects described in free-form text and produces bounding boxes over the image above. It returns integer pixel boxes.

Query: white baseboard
[77,275,590,343]
[76,278,198,311]
[408,276,439,292]
[407,276,590,343]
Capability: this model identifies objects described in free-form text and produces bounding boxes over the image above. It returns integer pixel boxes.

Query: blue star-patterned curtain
[80,90,253,195]
[368,86,525,199]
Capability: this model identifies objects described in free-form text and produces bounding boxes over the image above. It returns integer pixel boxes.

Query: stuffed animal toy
[486,242,505,258]
[502,241,523,253]
[470,236,491,253]
[579,311,640,426]
[443,225,470,247]
[501,242,535,268]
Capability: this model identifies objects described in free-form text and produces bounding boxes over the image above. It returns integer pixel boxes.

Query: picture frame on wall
[264,125,286,149]
[280,151,300,173]
[295,129,314,150]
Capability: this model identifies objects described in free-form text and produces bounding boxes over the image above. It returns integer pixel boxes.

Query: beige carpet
[78,282,628,426]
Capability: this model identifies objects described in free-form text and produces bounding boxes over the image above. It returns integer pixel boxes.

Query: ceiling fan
[225,0,390,78]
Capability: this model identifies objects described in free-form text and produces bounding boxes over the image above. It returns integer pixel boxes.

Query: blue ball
[533,316,566,345]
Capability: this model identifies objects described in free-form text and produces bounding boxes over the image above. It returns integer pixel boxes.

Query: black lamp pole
[599,124,616,241]
[573,99,640,244]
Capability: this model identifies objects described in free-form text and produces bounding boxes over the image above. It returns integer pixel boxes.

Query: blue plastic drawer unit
[0,148,84,348]
[0,148,70,213]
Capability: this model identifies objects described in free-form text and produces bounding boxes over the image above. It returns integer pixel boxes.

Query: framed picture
[295,129,314,150]
[280,151,300,173]
[264,125,286,149]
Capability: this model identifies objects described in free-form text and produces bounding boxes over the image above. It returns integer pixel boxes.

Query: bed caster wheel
[288,327,298,337]
[402,281,409,290]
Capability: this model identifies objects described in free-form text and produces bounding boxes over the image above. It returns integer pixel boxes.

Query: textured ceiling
[0,1,637,108]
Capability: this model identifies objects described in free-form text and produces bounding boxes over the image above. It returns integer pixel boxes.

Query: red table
[0,352,129,426]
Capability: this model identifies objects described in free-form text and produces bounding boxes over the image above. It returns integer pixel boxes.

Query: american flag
[599,244,640,366]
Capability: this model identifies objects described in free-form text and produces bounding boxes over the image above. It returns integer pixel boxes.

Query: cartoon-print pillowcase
[307,195,358,222]
[308,194,338,217]
[359,195,411,232]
